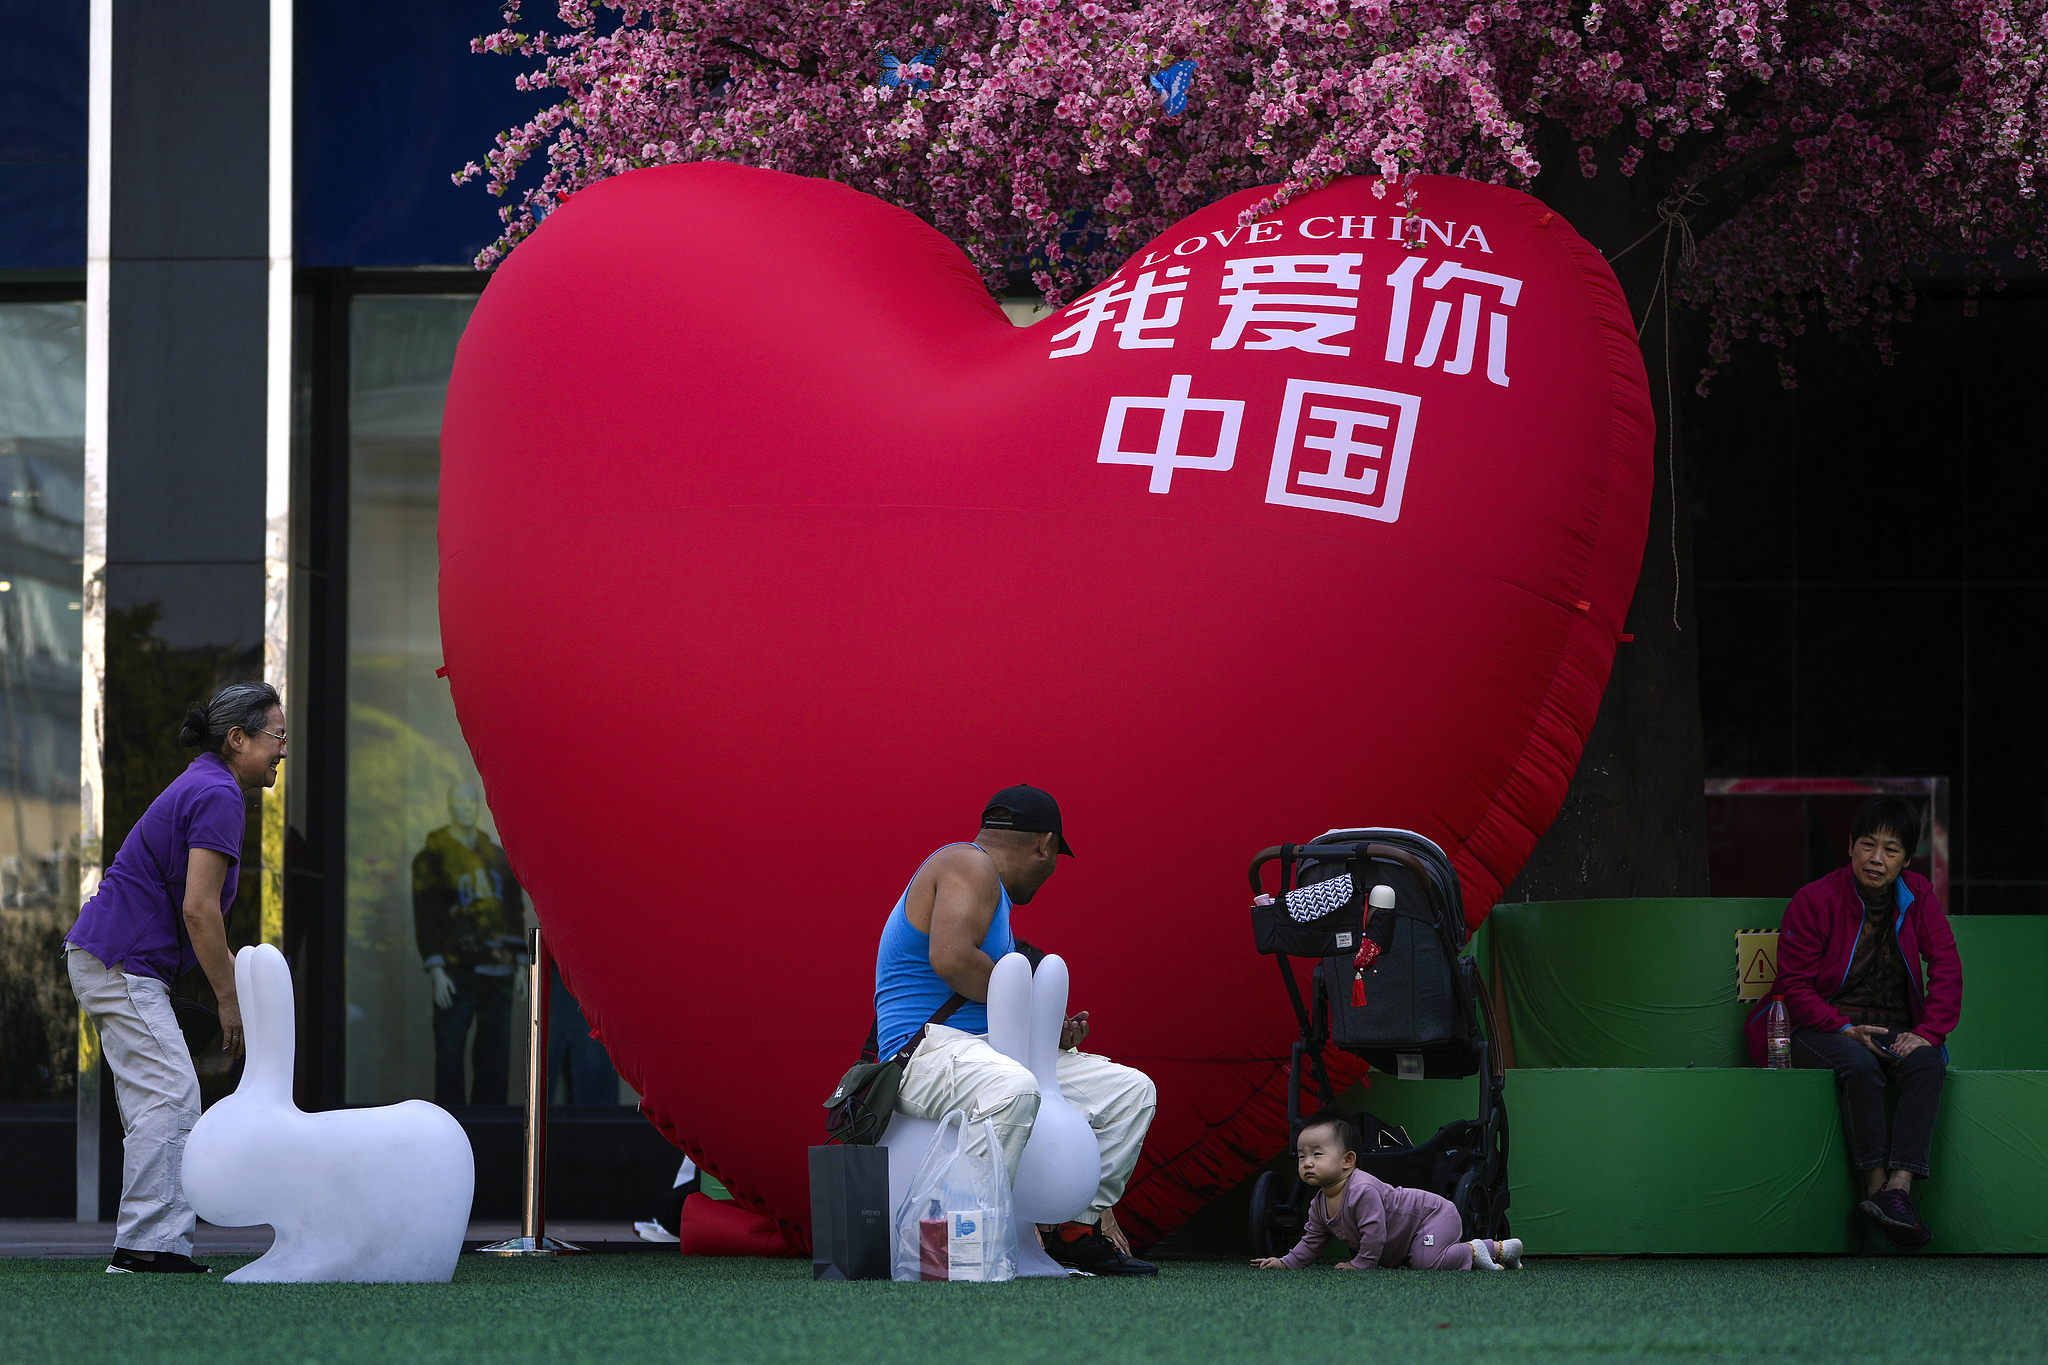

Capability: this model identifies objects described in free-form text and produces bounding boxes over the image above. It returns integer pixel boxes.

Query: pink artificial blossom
[457,0,2048,383]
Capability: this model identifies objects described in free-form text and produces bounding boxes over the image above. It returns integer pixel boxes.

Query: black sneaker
[1859,1189,1932,1249]
[1043,1223,1158,1276]
[106,1249,211,1274]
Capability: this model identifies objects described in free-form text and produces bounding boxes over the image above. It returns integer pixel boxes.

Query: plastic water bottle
[1765,995,1791,1069]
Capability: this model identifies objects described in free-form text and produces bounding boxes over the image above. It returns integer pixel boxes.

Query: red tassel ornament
[1351,936,1381,1007]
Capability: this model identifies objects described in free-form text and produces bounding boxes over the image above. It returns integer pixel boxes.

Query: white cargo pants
[894,1023,1157,1225]
[66,946,201,1256]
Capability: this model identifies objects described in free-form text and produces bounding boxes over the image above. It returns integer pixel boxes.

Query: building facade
[0,0,666,1221]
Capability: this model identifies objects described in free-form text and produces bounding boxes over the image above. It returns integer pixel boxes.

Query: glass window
[0,301,85,1104]
[345,295,625,1109]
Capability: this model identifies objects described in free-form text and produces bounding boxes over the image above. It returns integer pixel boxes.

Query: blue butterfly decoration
[880,45,945,92]
[1150,59,1197,116]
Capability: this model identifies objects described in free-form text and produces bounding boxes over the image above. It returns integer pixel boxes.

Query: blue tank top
[874,843,1014,1059]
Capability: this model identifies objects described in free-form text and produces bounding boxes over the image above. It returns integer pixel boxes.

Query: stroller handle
[1247,841,1432,895]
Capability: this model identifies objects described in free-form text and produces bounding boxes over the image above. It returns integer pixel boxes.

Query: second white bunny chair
[183,943,475,1283]
[878,951,1098,1278]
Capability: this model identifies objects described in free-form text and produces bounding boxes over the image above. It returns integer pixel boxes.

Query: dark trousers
[547,967,620,1106]
[1791,1026,1945,1177]
[433,967,515,1106]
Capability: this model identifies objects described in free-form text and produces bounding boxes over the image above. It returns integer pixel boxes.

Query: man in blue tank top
[875,785,1158,1275]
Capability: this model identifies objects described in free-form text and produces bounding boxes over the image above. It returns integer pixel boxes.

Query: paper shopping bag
[808,1144,892,1281]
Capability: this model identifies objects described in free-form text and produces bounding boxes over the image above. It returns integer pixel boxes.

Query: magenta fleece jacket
[1745,865,1963,1065]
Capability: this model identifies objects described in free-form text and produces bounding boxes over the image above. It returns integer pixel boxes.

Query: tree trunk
[1500,293,1712,901]
[1503,147,1719,902]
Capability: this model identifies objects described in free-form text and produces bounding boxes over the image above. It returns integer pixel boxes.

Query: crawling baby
[1250,1110,1522,1272]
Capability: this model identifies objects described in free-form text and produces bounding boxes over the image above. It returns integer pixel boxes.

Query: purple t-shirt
[67,751,247,984]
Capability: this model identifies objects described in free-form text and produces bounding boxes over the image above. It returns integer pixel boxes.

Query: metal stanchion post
[476,926,584,1256]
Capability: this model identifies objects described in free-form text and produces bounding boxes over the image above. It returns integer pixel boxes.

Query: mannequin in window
[413,782,527,1105]
[548,962,622,1106]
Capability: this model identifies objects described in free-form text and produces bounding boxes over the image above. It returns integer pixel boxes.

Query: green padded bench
[1338,906,2048,1254]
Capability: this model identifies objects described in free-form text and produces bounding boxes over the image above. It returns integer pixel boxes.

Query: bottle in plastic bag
[892,1110,1018,1282]
[917,1199,948,1281]
[1765,995,1791,1069]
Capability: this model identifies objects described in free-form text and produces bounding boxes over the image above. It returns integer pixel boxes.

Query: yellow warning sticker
[1736,930,1780,1001]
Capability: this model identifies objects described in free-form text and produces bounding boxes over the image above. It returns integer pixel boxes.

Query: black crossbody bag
[822,993,968,1146]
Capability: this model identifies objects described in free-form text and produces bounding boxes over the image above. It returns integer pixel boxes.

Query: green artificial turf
[3,1255,2043,1365]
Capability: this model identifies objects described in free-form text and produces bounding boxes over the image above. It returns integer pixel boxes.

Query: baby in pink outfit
[1251,1112,1522,1272]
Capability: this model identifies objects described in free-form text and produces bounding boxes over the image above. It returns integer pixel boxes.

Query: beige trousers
[895,1023,1157,1224]
[66,946,201,1255]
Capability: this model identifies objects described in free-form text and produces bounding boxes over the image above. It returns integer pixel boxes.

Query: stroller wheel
[1248,1170,1302,1259]
[1451,1168,1483,1240]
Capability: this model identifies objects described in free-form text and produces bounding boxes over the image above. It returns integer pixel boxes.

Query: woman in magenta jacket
[1746,796,1963,1249]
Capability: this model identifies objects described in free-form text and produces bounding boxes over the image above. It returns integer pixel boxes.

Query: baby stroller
[1245,828,1509,1257]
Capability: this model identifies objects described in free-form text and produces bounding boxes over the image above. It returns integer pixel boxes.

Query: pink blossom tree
[462,0,2047,894]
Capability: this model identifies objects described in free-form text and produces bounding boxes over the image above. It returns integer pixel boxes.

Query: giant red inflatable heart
[439,164,1651,1251]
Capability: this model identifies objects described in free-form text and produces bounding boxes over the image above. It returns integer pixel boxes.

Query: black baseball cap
[981,784,1075,857]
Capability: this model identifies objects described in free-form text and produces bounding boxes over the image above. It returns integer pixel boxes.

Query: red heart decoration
[439,165,1650,1250]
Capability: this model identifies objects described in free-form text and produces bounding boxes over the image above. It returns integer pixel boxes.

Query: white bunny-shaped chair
[184,943,475,1283]
[878,951,1097,1278]
[996,953,1099,1276]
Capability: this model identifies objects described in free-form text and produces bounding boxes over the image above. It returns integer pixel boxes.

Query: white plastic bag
[891,1109,1017,1282]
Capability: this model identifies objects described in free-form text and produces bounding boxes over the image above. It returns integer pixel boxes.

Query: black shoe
[644,1173,702,1238]
[1859,1189,1933,1249]
[1043,1224,1159,1276]
[106,1249,211,1274]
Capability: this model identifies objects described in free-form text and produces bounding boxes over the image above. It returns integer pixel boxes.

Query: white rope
[1627,189,1704,632]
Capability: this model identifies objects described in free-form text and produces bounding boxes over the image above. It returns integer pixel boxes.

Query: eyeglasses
[254,727,288,745]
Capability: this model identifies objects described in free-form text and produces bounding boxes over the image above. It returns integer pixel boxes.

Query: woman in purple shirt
[1252,1111,1525,1272]
[65,682,285,1275]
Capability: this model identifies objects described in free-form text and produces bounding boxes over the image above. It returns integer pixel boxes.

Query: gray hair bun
[179,682,280,754]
